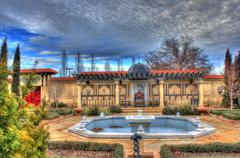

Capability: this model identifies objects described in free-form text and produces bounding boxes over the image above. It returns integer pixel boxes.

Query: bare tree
[144,36,212,71]
[225,64,239,110]
[47,81,64,108]
[75,52,84,74]
[61,50,67,77]
[104,61,111,71]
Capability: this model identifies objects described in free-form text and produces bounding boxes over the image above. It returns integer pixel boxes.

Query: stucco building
[11,63,224,108]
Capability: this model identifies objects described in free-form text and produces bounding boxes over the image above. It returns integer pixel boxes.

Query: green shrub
[210,110,226,115]
[222,113,240,120]
[83,105,100,116]
[48,141,124,158]
[44,111,59,120]
[51,101,68,108]
[160,142,240,158]
[57,108,73,115]
[100,108,111,116]
[108,105,122,113]
[162,105,199,115]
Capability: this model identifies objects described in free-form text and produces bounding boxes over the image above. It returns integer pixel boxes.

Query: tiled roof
[151,69,201,74]
[204,74,224,79]
[80,71,128,75]
[50,77,77,81]
[20,68,58,74]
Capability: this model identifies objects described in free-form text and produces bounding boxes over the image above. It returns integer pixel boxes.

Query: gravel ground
[48,149,113,158]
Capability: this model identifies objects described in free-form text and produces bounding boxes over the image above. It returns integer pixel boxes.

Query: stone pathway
[43,114,240,157]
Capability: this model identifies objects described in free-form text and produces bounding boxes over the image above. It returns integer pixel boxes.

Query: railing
[164,94,199,106]
[81,95,115,107]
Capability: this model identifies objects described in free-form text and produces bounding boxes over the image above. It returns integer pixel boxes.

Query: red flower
[24,87,41,106]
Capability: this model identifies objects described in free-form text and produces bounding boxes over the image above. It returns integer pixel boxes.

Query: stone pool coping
[68,115,216,139]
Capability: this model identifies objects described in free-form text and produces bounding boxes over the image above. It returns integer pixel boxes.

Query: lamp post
[130,133,142,158]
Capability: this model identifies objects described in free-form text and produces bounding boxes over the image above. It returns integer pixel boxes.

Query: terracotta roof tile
[204,74,224,79]
[20,68,58,74]
[50,77,77,81]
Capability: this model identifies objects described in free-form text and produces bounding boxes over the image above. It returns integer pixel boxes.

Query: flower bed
[160,142,240,158]
[48,141,123,158]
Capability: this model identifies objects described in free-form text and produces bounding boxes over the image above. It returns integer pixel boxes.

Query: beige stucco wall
[41,78,224,107]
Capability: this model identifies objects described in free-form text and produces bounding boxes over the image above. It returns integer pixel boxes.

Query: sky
[0,0,239,74]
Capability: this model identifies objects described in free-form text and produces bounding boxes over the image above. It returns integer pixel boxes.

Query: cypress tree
[12,44,21,96]
[0,39,20,157]
[0,38,8,81]
[224,48,232,86]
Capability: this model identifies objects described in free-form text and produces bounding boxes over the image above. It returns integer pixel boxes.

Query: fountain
[176,112,180,117]
[126,109,155,133]
[100,112,105,117]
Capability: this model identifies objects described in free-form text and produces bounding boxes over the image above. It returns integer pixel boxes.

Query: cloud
[0,0,239,71]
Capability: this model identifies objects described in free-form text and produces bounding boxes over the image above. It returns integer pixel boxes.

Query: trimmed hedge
[44,111,59,120]
[160,142,240,158]
[57,108,73,115]
[210,110,240,120]
[48,141,124,158]
[162,105,199,115]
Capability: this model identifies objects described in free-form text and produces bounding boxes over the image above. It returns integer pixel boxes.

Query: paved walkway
[43,114,240,157]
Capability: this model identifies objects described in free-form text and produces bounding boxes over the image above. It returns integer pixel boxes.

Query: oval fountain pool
[69,115,215,139]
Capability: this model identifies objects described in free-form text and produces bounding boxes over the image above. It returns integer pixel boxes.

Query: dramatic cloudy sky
[0,0,239,73]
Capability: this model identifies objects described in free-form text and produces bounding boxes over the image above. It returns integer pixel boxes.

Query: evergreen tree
[0,39,20,158]
[12,44,21,96]
[224,48,232,86]
[0,38,8,81]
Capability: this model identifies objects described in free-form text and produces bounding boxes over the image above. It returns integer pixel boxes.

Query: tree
[12,44,21,96]
[75,52,84,74]
[0,39,20,158]
[61,50,67,77]
[144,36,212,71]
[224,49,240,109]
[47,81,63,108]
[224,48,232,86]
[0,38,8,80]
[104,61,111,71]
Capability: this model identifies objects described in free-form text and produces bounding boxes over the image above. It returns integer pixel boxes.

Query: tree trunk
[230,91,233,110]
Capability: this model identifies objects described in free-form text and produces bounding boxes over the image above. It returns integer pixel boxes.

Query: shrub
[210,110,226,115]
[222,113,240,120]
[83,105,101,116]
[51,101,68,108]
[162,105,199,115]
[160,142,240,158]
[44,111,59,120]
[48,141,124,158]
[57,108,73,115]
[108,105,122,113]
[100,107,111,116]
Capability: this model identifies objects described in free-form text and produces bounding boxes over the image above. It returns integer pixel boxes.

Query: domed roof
[128,63,151,79]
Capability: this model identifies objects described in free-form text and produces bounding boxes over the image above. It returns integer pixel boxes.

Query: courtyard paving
[43,113,240,156]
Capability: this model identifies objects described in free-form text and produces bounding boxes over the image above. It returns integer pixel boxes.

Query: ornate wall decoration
[168,84,181,94]
[98,85,110,95]
[82,86,94,95]
[152,85,159,95]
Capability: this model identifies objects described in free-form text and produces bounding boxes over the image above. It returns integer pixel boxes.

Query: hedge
[160,142,240,158]
[162,105,199,115]
[48,141,124,158]
[210,110,240,120]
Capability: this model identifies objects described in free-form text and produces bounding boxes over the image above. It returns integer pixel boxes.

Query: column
[198,79,204,107]
[77,82,83,107]
[159,80,164,108]
[114,81,120,106]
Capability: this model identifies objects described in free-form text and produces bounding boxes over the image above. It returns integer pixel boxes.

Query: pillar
[198,79,204,107]
[77,82,82,107]
[159,80,164,108]
[114,81,120,106]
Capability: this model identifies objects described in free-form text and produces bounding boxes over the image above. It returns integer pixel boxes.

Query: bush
[51,101,68,108]
[83,105,100,116]
[210,110,240,120]
[108,105,122,113]
[44,111,59,120]
[160,142,240,158]
[57,108,73,115]
[162,105,199,115]
[48,141,124,158]
[222,113,240,120]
